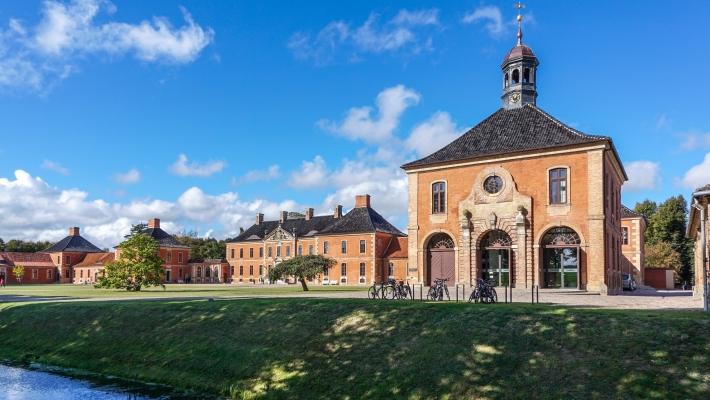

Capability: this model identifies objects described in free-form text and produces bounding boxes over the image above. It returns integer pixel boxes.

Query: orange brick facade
[621,210,646,284]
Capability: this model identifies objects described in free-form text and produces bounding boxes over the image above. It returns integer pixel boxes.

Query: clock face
[510,92,521,103]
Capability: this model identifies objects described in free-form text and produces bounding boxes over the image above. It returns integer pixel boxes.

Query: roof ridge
[526,104,608,140]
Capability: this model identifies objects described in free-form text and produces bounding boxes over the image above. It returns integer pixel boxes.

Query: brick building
[73,252,115,284]
[0,252,57,284]
[401,19,626,294]
[621,206,647,284]
[44,227,104,283]
[226,194,407,284]
[189,259,230,283]
[688,184,709,300]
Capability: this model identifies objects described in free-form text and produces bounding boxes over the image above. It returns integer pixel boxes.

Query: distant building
[44,227,104,283]
[0,252,56,284]
[621,206,647,284]
[226,194,407,285]
[688,184,710,298]
[189,259,229,284]
[73,252,115,285]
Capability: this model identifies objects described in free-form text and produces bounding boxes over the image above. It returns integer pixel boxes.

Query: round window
[483,175,504,194]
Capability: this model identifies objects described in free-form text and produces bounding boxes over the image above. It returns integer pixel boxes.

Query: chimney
[280,211,288,223]
[148,218,160,229]
[305,208,314,221]
[256,213,264,225]
[355,194,371,208]
[334,205,343,219]
[68,227,80,236]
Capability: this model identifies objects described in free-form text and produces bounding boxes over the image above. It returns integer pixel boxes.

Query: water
[0,364,155,399]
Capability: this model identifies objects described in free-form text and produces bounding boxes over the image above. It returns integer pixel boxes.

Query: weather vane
[516,2,525,45]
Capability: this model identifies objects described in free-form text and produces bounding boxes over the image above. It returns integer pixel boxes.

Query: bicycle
[392,279,412,300]
[368,281,383,299]
[426,278,450,301]
[469,278,498,304]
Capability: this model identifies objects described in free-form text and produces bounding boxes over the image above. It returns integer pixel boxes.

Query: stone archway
[426,233,455,286]
[479,230,513,287]
[540,227,581,289]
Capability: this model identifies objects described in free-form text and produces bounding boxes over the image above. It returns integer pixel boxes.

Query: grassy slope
[0,299,708,399]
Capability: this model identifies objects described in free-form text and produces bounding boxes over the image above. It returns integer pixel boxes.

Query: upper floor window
[341,240,347,254]
[178,252,183,263]
[622,227,629,245]
[259,247,264,257]
[432,182,446,214]
[267,247,272,257]
[249,248,254,258]
[239,248,244,258]
[276,246,281,257]
[167,251,172,262]
[285,246,291,257]
[359,240,366,254]
[512,69,520,84]
[230,249,235,259]
[549,168,568,204]
[308,245,314,255]
[523,68,530,83]
[323,241,329,254]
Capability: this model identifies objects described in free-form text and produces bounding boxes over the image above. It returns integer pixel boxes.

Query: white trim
[430,179,448,215]
[546,165,571,206]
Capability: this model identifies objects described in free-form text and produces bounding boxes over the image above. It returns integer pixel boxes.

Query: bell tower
[501,2,539,110]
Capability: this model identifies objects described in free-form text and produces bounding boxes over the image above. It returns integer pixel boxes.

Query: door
[543,248,579,288]
[482,249,510,286]
[165,269,172,283]
[428,249,455,285]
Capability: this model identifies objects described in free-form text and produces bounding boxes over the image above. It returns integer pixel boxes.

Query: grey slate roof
[144,228,190,248]
[402,104,612,169]
[228,215,337,243]
[44,235,103,253]
[319,207,405,236]
[621,205,644,219]
[695,184,710,193]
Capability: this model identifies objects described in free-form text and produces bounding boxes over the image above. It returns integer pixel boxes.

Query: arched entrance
[479,230,513,287]
[426,233,455,285]
[541,227,581,289]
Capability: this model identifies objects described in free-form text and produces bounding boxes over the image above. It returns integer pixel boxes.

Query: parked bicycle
[368,281,384,299]
[469,278,498,304]
[427,278,450,301]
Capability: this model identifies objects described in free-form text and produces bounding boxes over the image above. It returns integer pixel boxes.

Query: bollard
[455,283,466,302]
[509,285,513,303]
[531,286,534,304]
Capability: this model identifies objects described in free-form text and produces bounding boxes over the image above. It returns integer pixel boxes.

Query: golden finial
[516,2,525,46]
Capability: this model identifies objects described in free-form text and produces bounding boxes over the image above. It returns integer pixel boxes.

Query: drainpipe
[691,190,710,312]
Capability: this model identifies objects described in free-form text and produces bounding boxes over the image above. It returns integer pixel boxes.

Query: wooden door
[429,249,455,284]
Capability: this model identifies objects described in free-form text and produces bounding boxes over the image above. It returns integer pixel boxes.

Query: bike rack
[530,285,540,304]
[455,283,466,302]
[412,283,424,301]
[504,285,508,304]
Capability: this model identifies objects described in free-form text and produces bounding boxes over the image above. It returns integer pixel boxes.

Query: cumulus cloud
[462,5,505,36]
[623,161,661,192]
[41,159,70,175]
[682,153,710,189]
[288,8,439,65]
[318,85,420,144]
[405,111,463,157]
[0,0,213,92]
[170,154,226,177]
[289,156,329,189]
[0,169,301,248]
[114,168,141,184]
[233,165,280,185]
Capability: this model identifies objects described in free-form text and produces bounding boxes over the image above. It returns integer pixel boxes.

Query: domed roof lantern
[501,2,539,110]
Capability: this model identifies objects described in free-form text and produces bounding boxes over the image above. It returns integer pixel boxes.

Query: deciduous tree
[12,264,24,284]
[96,234,164,291]
[645,242,682,274]
[268,255,336,291]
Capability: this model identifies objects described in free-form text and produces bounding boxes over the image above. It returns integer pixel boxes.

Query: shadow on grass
[0,299,708,399]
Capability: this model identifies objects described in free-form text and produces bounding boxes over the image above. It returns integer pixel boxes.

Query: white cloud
[679,130,710,151]
[0,0,213,92]
[169,154,226,177]
[462,6,505,36]
[682,153,710,189]
[655,113,671,130]
[623,161,661,192]
[0,169,301,248]
[289,156,329,189]
[405,111,463,157]
[318,85,420,144]
[288,9,438,65]
[233,165,280,185]
[114,168,141,184]
[41,159,70,175]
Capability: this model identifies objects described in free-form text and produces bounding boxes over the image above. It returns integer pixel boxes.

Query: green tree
[124,223,149,239]
[12,264,25,284]
[268,255,336,291]
[634,200,657,242]
[3,239,54,253]
[96,234,164,291]
[174,235,226,261]
[647,196,693,282]
[645,242,683,274]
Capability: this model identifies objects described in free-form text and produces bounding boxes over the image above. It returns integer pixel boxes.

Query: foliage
[0,239,54,253]
[96,234,164,291]
[124,223,148,239]
[645,242,683,274]
[175,233,226,261]
[268,255,336,291]
[12,264,24,284]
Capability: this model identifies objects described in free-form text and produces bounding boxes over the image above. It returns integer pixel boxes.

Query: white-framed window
[308,245,314,255]
[341,241,347,254]
[167,251,172,262]
[359,262,366,284]
[432,182,446,214]
[32,269,38,280]
[359,240,366,254]
[622,227,629,245]
[549,168,568,204]
[323,241,329,254]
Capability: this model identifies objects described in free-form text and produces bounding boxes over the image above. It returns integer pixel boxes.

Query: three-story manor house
[401,21,626,294]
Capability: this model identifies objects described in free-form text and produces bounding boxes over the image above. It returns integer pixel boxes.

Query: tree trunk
[299,277,309,291]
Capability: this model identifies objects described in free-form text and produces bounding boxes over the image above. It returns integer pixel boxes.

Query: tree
[647,196,693,282]
[268,255,336,291]
[124,223,148,239]
[0,238,5,251]
[96,234,164,291]
[634,200,657,242]
[2,239,54,253]
[174,235,226,261]
[645,242,683,275]
[12,264,25,284]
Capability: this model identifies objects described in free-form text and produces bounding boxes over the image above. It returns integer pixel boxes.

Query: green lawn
[0,299,708,399]
[0,283,366,300]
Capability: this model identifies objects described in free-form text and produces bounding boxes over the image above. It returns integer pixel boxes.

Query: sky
[1,0,709,249]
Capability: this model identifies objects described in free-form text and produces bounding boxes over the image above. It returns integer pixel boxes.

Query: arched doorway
[541,227,581,289]
[479,230,513,287]
[426,233,455,285]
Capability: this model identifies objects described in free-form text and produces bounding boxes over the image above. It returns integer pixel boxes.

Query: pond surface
[0,364,157,399]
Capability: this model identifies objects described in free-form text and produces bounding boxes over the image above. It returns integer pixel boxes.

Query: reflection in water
[0,365,155,400]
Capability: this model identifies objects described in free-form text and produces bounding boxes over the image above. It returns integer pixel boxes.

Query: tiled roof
[319,207,405,236]
[621,205,644,219]
[44,235,103,253]
[402,104,612,169]
[75,252,115,267]
[695,184,710,193]
[228,215,337,243]
[144,228,190,249]
[0,252,55,267]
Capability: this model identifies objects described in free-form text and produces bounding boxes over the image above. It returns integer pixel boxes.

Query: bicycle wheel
[443,285,450,301]
[489,288,498,304]
[403,285,412,300]
[382,285,396,300]
[468,288,479,303]
[367,286,378,299]
[426,286,436,300]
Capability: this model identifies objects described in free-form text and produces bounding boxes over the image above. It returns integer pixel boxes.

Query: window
[504,72,509,87]
[512,69,520,84]
[359,240,366,254]
[230,266,234,276]
[239,248,244,258]
[239,266,244,276]
[523,68,530,83]
[249,265,254,276]
[249,248,254,258]
[298,245,303,255]
[359,263,366,277]
[268,247,272,257]
[622,227,629,245]
[80,269,83,278]
[341,240,347,254]
[204,267,209,278]
[57,256,60,264]
[323,241,329,254]
[65,256,71,264]
[432,182,446,213]
[259,265,264,276]
[549,168,568,204]
[65,269,70,278]
[285,246,290,257]
[308,245,314,255]
[325,266,330,278]
[388,262,394,277]
[277,246,281,257]
[341,263,347,276]
[32,269,38,280]
[47,270,52,279]
[197,267,202,278]
[483,175,503,194]
[231,249,235,259]
[259,247,263,257]
[178,252,183,263]
[167,251,172,262]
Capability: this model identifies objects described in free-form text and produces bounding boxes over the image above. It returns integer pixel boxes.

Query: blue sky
[1,0,709,248]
